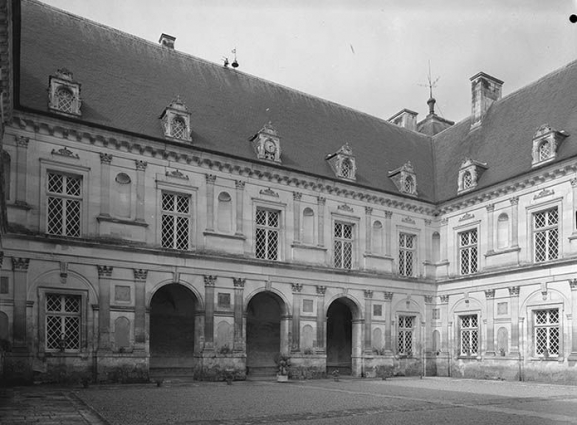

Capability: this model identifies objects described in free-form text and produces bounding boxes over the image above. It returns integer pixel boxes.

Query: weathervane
[223,48,239,69]
[418,61,440,115]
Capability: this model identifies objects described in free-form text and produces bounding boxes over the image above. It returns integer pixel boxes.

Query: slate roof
[15,0,577,206]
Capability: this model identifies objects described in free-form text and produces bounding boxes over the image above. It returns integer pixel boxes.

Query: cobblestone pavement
[1,377,577,424]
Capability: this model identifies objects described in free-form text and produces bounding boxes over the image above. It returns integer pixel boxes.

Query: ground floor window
[534,308,560,357]
[459,314,478,356]
[45,293,81,351]
[397,315,414,355]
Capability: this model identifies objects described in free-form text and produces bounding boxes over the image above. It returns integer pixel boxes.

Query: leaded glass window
[47,172,82,237]
[538,141,551,162]
[171,116,187,140]
[334,222,353,269]
[459,228,478,275]
[45,294,81,351]
[161,192,190,250]
[255,208,280,260]
[403,175,415,194]
[534,309,560,357]
[397,315,414,355]
[460,314,478,356]
[398,233,416,277]
[463,171,473,189]
[534,208,559,263]
[55,87,74,113]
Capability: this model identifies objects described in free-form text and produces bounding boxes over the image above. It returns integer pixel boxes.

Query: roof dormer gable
[388,161,417,196]
[48,68,81,117]
[160,96,192,142]
[326,143,356,181]
[250,122,282,163]
[531,124,568,167]
[457,158,488,193]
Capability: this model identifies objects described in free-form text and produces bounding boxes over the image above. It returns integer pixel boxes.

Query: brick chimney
[470,72,503,129]
[159,33,176,49]
[389,109,418,131]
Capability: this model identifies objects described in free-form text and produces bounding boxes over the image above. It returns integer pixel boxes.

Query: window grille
[55,87,74,113]
[463,171,473,189]
[341,160,352,178]
[398,233,416,276]
[533,208,559,263]
[403,175,415,194]
[397,315,414,355]
[459,314,479,356]
[538,141,551,162]
[459,228,478,275]
[255,208,280,260]
[45,294,81,351]
[171,116,187,140]
[161,192,190,250]
[534,308,560,357]
[47,172,82,237]
[334,222,353,269]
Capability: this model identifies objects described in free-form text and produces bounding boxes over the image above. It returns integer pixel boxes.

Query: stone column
[365,207,373,253]
[440,295,449,353]
[134,160,147,223]
[293,192,302,243]
[384,291,394,354]
[316,285,326,352]
[12,258,30,348]
[99,153,113,218]
[510,197,519,248]
[233,278,245,352]
[424,295,434,353]
[235,181,245,235]
[206,174,216,231]
[569,279,577,360]
[509,286,520,355]
[486,204,495,254]
[291,283,303,352]
[317,197,326,247]
[133,268,148,350]
[484,289,495,355]
[97,266,113,350]
[204,275,217,350]
[14,136,29,207]
[384,211,393,257]
[364,290,373,353]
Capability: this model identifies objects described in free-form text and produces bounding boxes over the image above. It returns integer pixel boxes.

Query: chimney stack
[159,33,176,49]
[470,72,503,129]
[389,109,418,132]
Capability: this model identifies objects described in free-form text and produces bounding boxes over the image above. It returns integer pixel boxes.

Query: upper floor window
[326,144,357,181]
[534,308,560,357]
[160,96,192,142]
[459,314,479,356]
[255,208,280,260]
[533,207,558,263]
[47,172,82,237]
[161,192,190,250]
[531,124,568,167]
[334,222,354,269]
[397,315,415,355]
[398,232,416,277]
[462,171,473,190]
[45,293,81,352]
[389,161,417,196]
[55,87,74,113]
[457,158,487,194]
[48,68,82,116]
[459,228,478,275]
[171,116,188,140]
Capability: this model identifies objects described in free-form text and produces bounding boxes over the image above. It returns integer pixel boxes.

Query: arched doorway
[246,292,282,376]
[326,299,353,375]
[149,284,196,372]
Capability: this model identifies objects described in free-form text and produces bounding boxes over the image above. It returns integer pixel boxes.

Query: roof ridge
[30,0,431,142]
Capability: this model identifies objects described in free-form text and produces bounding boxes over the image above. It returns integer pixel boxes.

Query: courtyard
[1,377,577,425]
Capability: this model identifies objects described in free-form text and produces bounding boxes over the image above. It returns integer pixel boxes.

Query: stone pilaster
[509,286,520,355]
[440,218,449,262]
[12,258,30,348]
[204,275,217,350]
[365,207,373,253]
[384,211,393,257]
[364,290,373,353]
[14,136,29,207]
[134,160,147,223]
[316,285,326,352]
[569,279,577,360]
[99,153,113,217]
[233,277,245,352]
[317,197,326,247]
[440,295,449,353]
[293,192,302,243]
[97,265,113,351]
[133,268,147,349]
[235,181,245,235]
[424,295,434,353]
[291,283,303,351]
[206,174,216,231]
[510,197,519,248]
[484,289,495,355]
[384,291,394,354]
[486,204,495,254]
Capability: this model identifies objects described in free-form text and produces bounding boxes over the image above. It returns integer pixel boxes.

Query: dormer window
[457,158,487,193]
[48,68,81,116]
[160,96,192,142]
[388,161,417,196]
[326,143,356,181]
[250,122,282,163]
[531,124,568,167]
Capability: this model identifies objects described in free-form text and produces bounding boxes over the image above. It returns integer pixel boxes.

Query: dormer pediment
[250,122,282,163]
[48,68,82,117]
[160,96,192,142]
[326,143,356,181]
[388,161,417,196]
[531,124,568,167]
[457,158,488,193]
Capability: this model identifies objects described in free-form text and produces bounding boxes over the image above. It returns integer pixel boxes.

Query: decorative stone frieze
[134,160,147,171]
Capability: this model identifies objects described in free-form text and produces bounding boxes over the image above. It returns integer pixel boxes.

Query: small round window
[115,173,131,184]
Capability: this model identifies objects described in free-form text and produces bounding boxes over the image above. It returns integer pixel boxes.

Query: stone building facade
[1,0,577,384]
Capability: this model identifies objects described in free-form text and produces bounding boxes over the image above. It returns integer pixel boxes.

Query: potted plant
[275,354,290,382]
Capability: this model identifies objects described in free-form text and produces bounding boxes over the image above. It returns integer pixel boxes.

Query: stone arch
[28,269,98,303]
[450,296,483,315]
[244,288,291,317]
[325,295,362,375]
[148,279,204,311]
[324,293,362,320]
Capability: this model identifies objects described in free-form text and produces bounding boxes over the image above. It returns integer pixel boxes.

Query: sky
[41,0,577,124]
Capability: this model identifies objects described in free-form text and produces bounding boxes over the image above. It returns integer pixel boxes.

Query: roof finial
[419,60,440,115]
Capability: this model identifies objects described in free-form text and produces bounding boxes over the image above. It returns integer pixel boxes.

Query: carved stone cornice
[133,268,148,281]
[12,257,30,271]
[135,160,147,171]
[204,275,217,286]
[233,277,245,288]
[100,152,113,164]
[384,291,394,301]
[97,265,113,278]
[316,285,327,295]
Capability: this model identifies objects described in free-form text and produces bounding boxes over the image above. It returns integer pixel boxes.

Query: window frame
[532,206,560,263]
[526,302,564,360]
[160,191,192,250]
[398,231,417,277]
[333,219,357,269]
[156,179,198,251]
[255,207,281,261]
[397,315,416,356]
[458,227,479,275]
[458,313,480,357]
